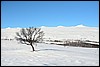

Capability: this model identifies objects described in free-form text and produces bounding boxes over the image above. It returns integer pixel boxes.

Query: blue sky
[1,1,99,28]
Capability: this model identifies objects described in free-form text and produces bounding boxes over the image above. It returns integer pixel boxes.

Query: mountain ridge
[1,24,99,29]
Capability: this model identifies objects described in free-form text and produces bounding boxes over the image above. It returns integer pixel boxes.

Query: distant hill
[1,25,99,42]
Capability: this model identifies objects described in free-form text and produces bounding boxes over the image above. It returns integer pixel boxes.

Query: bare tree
[15,27,44,51]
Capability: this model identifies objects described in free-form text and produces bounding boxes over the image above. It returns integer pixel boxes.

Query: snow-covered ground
[1,25,99,66]
[1,40,99,66]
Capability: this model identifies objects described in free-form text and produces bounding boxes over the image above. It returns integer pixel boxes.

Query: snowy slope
[1,28,20,39]
[1,25,99,42]
[40,25,99,42]
[1,40,99,66]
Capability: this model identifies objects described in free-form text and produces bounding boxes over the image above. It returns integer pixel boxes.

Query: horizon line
[1,25,99,29]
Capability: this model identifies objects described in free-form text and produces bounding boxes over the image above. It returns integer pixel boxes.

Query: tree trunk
[30,42,35,51]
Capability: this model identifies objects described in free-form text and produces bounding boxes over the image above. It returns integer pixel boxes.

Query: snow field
[1,40,99,66]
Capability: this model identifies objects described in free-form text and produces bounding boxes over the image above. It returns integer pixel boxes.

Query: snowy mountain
[74,24,87,27]
[1,25,99,42]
